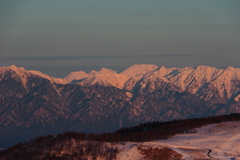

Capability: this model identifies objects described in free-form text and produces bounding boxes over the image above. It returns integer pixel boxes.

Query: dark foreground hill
[0,114,239,160]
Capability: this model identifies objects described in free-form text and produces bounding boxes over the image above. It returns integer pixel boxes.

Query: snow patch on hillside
[156,121,240,159]
[115,121,240,160]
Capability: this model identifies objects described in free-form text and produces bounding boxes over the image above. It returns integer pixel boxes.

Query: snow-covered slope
[77,72,129,89]
[116,121,240,160]
[65,67,129,88]
[156,120,240,160]
[63,64,240,104]
[3,64,240,100]
[120,65,240,103]
[3,64,238,107]
[163,65,240,102]
[120,64,159,77]
[0,65,67,85]
[64,71,89,83]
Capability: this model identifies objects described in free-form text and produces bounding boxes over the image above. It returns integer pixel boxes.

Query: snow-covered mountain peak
[64,71,88,83]
[2,64,240,102]
[64,68,117,84]
[0,65,67,85]
[28,70,67,84]
[226,66,235,71]
[98,68,117,74]
[195,65,212,70]
[89,70,98,75]
[154,66,175,77]
[120,64,159,77]
[194,65,220,74]
[77,72,129,89]
[3,65,27,75]
[9,65,21,70]
[0,65,31,80]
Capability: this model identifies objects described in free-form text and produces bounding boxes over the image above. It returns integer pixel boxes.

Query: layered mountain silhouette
[1,64,240,147]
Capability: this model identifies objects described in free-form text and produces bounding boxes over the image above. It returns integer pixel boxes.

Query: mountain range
[1,64,240,147]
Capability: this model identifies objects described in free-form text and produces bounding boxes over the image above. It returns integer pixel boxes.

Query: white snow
[64,71,89,83]
[77,72,129,89]
[0,65,67,85]
[120,64,159,77]
[116,143,144,160]
[64,64,240,103]
[2,64,240,102]
[115,121,240,160]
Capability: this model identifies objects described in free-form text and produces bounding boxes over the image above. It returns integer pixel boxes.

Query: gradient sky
[1,0,240,78]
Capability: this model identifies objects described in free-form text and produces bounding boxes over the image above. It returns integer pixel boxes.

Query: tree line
[57,113,240,142]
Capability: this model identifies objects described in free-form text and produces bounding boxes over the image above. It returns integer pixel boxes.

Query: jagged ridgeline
[0,114,240,160]
[0,64,240,147]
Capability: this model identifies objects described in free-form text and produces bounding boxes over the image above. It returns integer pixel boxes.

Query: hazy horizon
[1,0,240,77]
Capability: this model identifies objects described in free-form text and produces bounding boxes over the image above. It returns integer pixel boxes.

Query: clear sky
[1,0,240,78]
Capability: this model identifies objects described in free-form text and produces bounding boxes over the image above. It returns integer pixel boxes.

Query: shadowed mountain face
[1,65,240,147]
